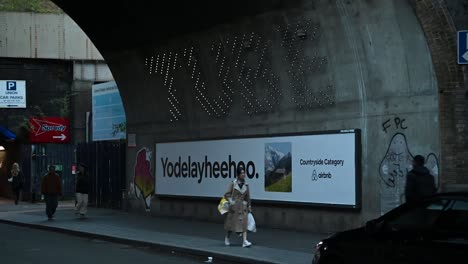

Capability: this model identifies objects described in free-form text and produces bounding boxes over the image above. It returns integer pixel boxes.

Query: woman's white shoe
[242,240,252,248]
[224,237,231,246]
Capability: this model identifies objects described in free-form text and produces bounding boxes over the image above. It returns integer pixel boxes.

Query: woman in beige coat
[224,167,252,247]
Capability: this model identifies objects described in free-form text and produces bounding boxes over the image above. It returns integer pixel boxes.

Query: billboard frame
[154,129,362,210]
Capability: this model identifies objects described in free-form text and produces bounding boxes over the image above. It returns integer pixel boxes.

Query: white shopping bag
[247,212,256,232]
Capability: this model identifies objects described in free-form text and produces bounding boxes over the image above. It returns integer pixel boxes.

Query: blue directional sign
[92,81,126,141]
[458,31,468,64]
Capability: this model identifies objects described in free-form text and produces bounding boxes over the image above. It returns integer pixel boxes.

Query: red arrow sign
[29,117,70,143]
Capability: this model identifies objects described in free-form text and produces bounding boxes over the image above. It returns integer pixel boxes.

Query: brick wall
[410,0,468,186]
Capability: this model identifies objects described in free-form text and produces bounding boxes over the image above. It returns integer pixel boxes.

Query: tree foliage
[0,0,63,13]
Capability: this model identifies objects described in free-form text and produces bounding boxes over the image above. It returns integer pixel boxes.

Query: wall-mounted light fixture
[0,146,5,151]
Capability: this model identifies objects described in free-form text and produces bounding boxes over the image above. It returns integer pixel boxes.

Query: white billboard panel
[155,130,361,207]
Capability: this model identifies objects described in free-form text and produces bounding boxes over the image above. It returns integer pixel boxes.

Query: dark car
[313,193,468,264]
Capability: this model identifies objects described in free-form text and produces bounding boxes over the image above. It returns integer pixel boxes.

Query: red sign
[29,117,70,143]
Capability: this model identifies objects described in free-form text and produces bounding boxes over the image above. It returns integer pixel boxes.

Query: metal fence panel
[77,141,125,209]
[30,144,75,200]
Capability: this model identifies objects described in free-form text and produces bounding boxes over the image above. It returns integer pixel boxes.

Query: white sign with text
[155,130,360,207]
[0,80,26,108]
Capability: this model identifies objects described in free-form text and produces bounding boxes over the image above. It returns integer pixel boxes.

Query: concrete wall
[73,61,113,82]
[106,0,439,232]
[71,80,92,144]
[0,11,103,60]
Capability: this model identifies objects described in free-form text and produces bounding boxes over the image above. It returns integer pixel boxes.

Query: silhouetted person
[75,163,89,218]
[41,165,62,220]
[8,163,24,205]
[405,155,436,203]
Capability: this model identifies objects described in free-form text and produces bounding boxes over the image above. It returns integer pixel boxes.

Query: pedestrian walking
[8,162,24,205]
[75,163,89,218]
[405,155,436,204]
[223,167,253,248]
[41,165,62,220]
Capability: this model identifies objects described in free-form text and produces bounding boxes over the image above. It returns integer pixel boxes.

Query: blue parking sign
[458,31,468,64]
[6,81,16,90]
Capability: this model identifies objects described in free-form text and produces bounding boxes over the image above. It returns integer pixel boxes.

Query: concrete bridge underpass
[52,0,467,232]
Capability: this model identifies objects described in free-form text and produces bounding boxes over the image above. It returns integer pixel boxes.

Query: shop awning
[0,125,16,141]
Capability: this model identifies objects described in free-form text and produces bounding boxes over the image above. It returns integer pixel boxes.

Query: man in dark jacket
[75,163,89,217]
[405,155,436,203]
[41,165,62,220]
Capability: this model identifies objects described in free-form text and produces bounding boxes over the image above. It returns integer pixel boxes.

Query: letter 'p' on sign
[6,81,16,91]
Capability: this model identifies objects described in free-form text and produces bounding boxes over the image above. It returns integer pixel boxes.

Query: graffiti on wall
[133,148,155,211]
[382,117,408,133]
[379,119,439,214]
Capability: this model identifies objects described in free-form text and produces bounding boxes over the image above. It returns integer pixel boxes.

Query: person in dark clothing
[75,163,89,217]
[8,163,24,205]
[41,165,62,220]
[405,155,436,204]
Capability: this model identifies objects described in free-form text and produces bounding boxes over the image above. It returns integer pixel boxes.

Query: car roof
[377,192,468,221]
[433,192,468,199]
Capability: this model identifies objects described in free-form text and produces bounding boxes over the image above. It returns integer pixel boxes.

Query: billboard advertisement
[155,130,361,208]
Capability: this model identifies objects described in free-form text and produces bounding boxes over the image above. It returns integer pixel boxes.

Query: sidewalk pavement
[0,199,327,264]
